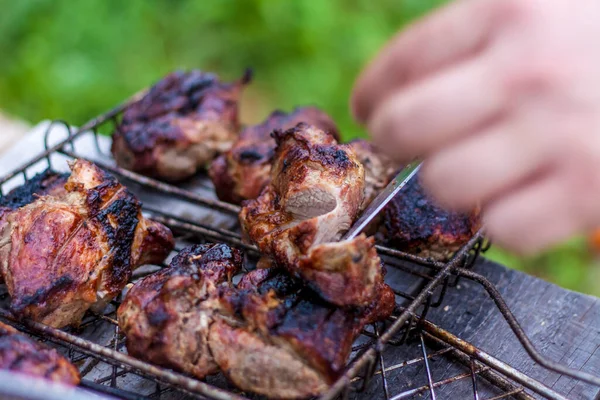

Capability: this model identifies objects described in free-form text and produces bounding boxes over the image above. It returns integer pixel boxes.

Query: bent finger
[367,54,506,163]
[352,0,500,123]
[420,121,550,210]
[483,173,580,254]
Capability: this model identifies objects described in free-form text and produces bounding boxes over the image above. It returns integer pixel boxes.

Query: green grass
[0,0,447,137]
[0,0,597,296]
[486,237,599,296]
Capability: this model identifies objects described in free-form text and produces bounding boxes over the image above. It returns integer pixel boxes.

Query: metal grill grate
[0,93,598,400]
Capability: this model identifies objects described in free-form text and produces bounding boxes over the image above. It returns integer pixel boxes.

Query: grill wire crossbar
[0,94,597,400]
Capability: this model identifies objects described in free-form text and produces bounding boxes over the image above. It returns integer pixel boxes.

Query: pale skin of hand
[352,0,600,255]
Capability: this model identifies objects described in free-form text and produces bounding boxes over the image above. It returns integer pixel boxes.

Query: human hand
[351,0,600,254]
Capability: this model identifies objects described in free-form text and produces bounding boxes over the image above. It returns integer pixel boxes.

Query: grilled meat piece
[0,170,70,283]
[240,124,387,306]
[381,175,481,260]
[112,69,251,181]
[209,107,340,204]
[0,322,80,385]
[212,268,395,399]
[118,244,395,399]
[0,160,174,328]
[348,139,400,210]
[118,243,241,379]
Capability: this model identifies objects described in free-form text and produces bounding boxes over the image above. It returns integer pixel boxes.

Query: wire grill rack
[0,93,598,400]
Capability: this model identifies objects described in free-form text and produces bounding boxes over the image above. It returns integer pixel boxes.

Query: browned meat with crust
[0,170,70,285]
[112,69,251,181]
[118,243,241,379]
[118,244,395,399]
[212,268,395,399]
[209,107,340,204]
[240,124,387,306]
[0,160,174,328]
[381,175,481,260]
[0,170,69,212]
[348,139,400,210]
[0,322,80,385]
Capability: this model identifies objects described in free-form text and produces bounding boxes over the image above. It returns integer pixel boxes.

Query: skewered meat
[209,107,340,204]
[348,139,400,210]
[0,322,80,385]
[118,243,395,399]
[240,124,387,306]
[112,69,251,181]
[381,175,481,260]
[0,160,174,328]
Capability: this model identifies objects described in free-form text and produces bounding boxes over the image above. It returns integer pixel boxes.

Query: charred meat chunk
[209,106,340,204]
[211,268,394,399]
[118,244,395,399]
[112,69,251,181]
[0,160,174,328]
[381,175,481,260]
[118,243,242,379]
[0,322,80,385]
[240,124,387,306]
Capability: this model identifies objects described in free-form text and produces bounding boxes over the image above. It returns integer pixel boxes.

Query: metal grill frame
[0,93,598,400]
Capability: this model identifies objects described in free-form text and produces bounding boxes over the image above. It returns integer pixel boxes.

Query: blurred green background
[0,0,598,296]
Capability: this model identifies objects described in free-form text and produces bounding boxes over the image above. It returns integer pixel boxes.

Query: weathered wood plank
[353,258,600,399]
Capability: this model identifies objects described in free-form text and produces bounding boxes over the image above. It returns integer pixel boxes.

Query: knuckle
[503,58,565,98]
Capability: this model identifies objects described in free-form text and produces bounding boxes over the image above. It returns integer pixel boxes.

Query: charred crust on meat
[147,302,173,328]
[314,147,352,167]
[0,322,80,385]
[119,244,394,398]
[0,170,68,210]
[0,159,174,328]
[171,243,243,280]
[112,69,250,181]
[272,123,360,175]
[94,198,139,291]
[238,148,266,163]
[382,175,481,260]
[12,275,75,313]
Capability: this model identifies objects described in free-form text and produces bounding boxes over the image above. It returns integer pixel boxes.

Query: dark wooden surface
[354,258,600,400]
